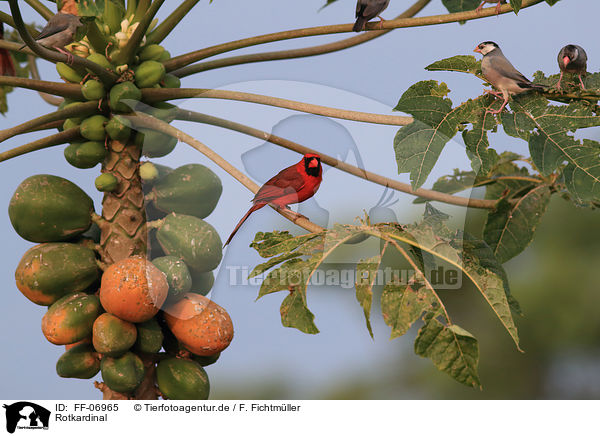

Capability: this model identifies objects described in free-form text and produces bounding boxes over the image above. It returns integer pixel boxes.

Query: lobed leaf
[381,281,436,339]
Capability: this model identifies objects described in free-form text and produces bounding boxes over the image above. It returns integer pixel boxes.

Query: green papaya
[140,162,159,183]
[86,53,113,74]
[157,50,171,62]
[189,270,214,296]
[64,141,107,169]
[101,352,145,393]
[192,352,220,367]
[62,118,79,131]
[56,343,100,379]
[82,80,106,101]
[80,114,108,141]
[136,128,177,158]
[95,173,119,192]
[56,62,84,83]
[15,243,100,306]
[9,175,94,242]
[105,115,132,141]
[134,318,163,354]
[134,60,166,88]
[156,214,222,272]
[109,82,141,113]
[92,313,137,356]
[152,256,192,299]
[151,164,222,219]
[42,293,102,345]
[161,74,181,89]
[156,358,210,400]
[139,44,165,62]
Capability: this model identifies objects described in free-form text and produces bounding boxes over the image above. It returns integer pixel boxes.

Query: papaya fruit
[189,270,214,296]
[161,74,181,89]
[134,60,165,88]
[86,53,113,74]
[101,352,145,393]
[156,358,210,400]
[150,164,222,219]
[65,337,92,351]
[92,313,137,356]
[192,352,220,367]
[163,293,234,356]
[42,293,102,345]
[157,50,171,62]
[56,343,100,379]
[135,128,177,158]
[62,118,79,131]
[95,173,118,192]
[82,80,105,101]
[99,256,169,323]
[109,82,141,113]
[140,162,159,182]
[156,214,222,272]
[80,114,108,141]
[56,62,84,83]
[64,141,107,169]
[138,44,165,62]
[105,115,132,141]
[9,175,94,242]
[134,318,164,354]
[15,242,100,306]
[152,256,192,299]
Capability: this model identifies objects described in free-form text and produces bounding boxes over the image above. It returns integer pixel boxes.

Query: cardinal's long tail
[223,203,266,247]
[0,49,16,76]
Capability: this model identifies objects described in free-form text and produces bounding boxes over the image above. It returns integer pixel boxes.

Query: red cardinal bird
[224,153,323,247]
[0,22,16,77]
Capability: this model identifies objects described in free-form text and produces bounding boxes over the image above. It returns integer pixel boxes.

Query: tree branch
[0,101,99,143]
[0,128,80,163]
[122,112,324,234]
[142,88,413,126]
[24,0,55,21]
[164,0,543,72]
[146,0,201,46]
[173,0,431,77]
[28,55,64,106]
[174,108,498,210]
[114,0,166,65]
[8,0,119,86]
[0,76,83,99]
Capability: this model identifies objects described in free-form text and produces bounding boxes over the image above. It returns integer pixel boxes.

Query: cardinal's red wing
[253,166,306,204]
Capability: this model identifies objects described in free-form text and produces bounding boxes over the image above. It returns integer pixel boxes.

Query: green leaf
[280,288,319,334]
[510,0,522,14]
[250,231,320,258]
[319,0,339,10]
[414,319,481,388]
[381,281,436,339]
[441,0,481,13]
[425,55,482,78]
[413,169,477,204]
[484,185,552,263]
[355,254,385,338]
[460,95,501,174]
[393,81,462,189]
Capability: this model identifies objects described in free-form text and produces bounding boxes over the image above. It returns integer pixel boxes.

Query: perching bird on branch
[557,44,587,90]
[353,0,390,32]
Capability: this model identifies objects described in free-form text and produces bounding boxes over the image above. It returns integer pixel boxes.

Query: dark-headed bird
[557,44,587,90]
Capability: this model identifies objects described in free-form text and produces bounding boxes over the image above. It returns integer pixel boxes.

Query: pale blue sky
[0,0,593,399]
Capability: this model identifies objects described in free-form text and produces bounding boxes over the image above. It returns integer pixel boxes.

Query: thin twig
[28,55,64,106]
[0,76,83,99]
[174,109,498,209]
[0,128,80,163]
[122,112,324,234]
[173,0,431,77]
[142,88,413,126]
[8,0,119,86]
[164,0,543,72]
[0,101,99,143]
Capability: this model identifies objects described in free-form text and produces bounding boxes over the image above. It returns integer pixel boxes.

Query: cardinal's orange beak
[308,159,319,168]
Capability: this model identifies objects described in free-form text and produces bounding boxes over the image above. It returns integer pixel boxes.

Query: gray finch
[22,13,82,61]
[353,0,390,32]
[557,44,587,90]
[474,41,545,114]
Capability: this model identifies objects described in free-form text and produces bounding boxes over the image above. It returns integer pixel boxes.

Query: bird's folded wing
[362,0,387,17]
[253,168,306,203]
[489,55,531,85]
[35,22,69,41]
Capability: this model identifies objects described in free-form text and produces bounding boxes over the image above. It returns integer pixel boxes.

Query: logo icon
[3,402,50,433]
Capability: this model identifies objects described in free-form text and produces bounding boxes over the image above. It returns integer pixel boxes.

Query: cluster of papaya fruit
[9,162,231,399]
